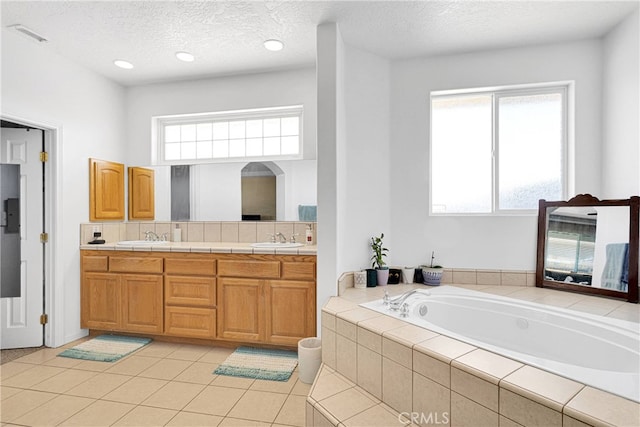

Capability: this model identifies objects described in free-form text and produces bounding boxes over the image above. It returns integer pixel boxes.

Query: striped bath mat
[214,346,298,381]
[57,335,152,362]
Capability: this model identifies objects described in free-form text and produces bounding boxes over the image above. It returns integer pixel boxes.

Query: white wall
[1,29,127,346]
[125,68,317,165]
[602,8,640,198]
[389,40,604,270]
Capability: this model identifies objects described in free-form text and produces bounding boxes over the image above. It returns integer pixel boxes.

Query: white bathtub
[361,286,640,402]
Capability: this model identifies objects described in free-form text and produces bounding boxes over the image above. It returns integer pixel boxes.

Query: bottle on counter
[305,224,313,245]
[172,224,182,242]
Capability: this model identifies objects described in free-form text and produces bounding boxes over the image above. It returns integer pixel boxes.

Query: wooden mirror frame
[536,194,639,303]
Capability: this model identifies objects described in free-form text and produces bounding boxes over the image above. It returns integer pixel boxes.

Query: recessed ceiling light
[176,51,195,62]
[113,60,134,69]
[263,39,284,52]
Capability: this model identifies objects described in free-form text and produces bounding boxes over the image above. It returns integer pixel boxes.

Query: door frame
[2,112,63,348]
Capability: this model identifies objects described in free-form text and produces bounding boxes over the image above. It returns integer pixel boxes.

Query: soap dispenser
[172,224,182,242]
[305,224,313,245]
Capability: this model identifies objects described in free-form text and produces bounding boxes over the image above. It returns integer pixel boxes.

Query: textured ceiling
[2,1,637,86]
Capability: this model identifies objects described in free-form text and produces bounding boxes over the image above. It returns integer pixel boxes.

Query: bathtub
[360,286,640,403]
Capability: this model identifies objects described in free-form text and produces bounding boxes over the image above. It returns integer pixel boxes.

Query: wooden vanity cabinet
[128,166,155,220]
[81,251,163,333]
[164,254,217,339]
[265,280,315,346]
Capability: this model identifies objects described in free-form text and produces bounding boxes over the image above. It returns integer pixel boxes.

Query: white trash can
[298,337,322,384]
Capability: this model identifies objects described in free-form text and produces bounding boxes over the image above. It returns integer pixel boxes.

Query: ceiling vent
[8,24,48,43]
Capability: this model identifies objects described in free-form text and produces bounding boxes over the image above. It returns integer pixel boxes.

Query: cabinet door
[81,272,121,330]
[121,274,163,334]
[89,158,124,221]
[217,278,264,342]
[128,166,155,220]
[265,280,316,346]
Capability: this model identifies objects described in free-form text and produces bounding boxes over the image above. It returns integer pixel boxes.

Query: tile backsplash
[80,221,317,245]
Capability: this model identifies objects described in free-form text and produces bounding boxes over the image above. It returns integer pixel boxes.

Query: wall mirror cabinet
[536,194,639,303]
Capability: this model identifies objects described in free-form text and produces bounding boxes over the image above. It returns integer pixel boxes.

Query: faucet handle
[267,233,276,243]
[290,233,299,243]
[382,290,391,307]
[400,303,410,318]
[161,232,169,241]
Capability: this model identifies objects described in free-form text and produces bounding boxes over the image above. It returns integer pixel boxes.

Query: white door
[1,128,44,349]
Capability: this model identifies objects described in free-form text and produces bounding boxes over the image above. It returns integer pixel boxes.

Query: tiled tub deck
[307,285,640,427]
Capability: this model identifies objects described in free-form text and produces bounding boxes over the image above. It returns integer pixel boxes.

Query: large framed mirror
[536,194,639,303]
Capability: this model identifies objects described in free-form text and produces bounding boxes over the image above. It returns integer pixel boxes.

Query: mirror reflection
[149,160,317,222]
[544,205,630,292]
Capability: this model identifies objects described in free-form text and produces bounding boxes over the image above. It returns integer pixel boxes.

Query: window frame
[429,82,572,216]
[152,105,304,165]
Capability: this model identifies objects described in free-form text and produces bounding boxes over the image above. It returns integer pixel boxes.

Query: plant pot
[376,268,390,286]
[402,267,415,283]
[366,269,378,287]
[422,267,444,286]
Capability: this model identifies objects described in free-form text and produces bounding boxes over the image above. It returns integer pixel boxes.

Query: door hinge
[40,314,48,325]
[40,232,48,243]
[40,151,49,162]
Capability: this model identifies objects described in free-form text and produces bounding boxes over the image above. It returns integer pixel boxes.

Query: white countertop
[80,241,317,255]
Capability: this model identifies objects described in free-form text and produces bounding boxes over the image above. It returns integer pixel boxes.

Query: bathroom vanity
[80,247,316,348]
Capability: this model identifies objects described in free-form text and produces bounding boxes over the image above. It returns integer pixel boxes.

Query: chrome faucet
[290,233,299,243]
[276,232,287,243]
[144,231,160,241]
[387,289,431,311]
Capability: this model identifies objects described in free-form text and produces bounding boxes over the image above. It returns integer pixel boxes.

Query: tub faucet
[388,289,431,311]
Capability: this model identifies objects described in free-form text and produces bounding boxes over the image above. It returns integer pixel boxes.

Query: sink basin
[116,240,169,246]
[250,242,304,248]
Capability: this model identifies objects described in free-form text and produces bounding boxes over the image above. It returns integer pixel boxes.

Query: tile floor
[1,339,310,426]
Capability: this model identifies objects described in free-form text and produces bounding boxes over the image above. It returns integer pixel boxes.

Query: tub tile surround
[310,285,640,427]
[80,221,317,254]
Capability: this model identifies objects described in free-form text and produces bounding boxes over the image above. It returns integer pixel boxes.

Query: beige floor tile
[135,341,183,358]
[71,359,115,372]
[42,355,85,368]
[165,344,211,361]
[183,385,246,416]
[218,417,271,426]
[65,372,132,399]
[138,357,193,380]
[59,399,135,426]
[173,361,218,384]
[0,364,66,388]
[0,386,22,400]
[0,389,57,422]
[273,394,307,426]
[142,380,206,410]
[102,376,168,404]
[211,373,256,389]
[0,362,34,380]
[165,411,224,426]
[227,390,287,422]
[105,355,161,376]
[112,405,177,426]
[199,346,236,363]
[250,372,298,394]
[291,378,312,396]
[13,347,60,364]
[30,368,97,393]
[12,394,94,426]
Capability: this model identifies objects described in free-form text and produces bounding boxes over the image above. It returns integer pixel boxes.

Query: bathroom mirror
[536,194,639,303]
[147,160,317,222]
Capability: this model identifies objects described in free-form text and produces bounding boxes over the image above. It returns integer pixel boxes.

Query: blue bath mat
[57,335,152,362]
[214,346,298,381]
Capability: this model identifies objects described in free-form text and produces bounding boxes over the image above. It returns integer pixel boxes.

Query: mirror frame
[536,193,639,303]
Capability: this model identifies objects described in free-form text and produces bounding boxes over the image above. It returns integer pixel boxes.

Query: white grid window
[430,83,569,215]
[155,106,303,164]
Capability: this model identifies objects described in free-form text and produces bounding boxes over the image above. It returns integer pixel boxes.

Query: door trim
[2,112,63,348]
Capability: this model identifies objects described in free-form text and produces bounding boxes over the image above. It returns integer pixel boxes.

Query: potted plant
[421,251,444,286]
[371,233,389,286]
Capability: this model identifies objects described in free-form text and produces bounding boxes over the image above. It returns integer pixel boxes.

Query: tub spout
[389,289,430,310]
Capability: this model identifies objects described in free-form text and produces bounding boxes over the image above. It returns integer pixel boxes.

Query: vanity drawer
[165,257,216,276]
[109,256,163,274]
[82,255,108,272]
[218,260,281,278]
[281,261,316,280]
[165,276,216,307]
[164,306,216,339]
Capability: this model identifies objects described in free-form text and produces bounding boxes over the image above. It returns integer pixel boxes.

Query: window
[154,106,303,164]
[430,84,569,214]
